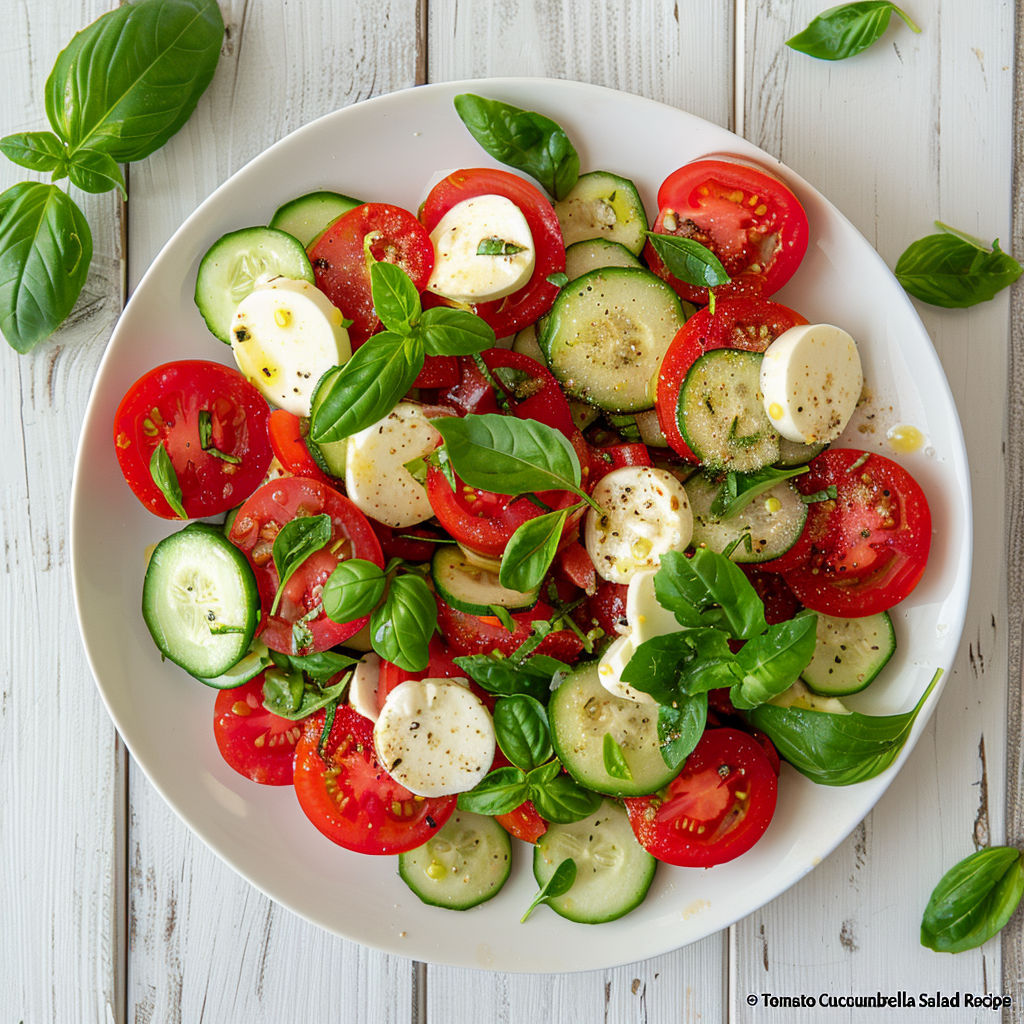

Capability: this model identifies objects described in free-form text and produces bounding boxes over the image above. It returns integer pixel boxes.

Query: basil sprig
[521,858,577,922]
[493,695,553,771]
[709,466,809,520]
[269,649,359,684]
[454,622,571,701]
[894,222,1023,308]
[644,232,730,291]
[149,442,187,519]
[453,94,580,201]
[921,847,1024,953]
[270,514,332,616]
[786,2,921,61]
[0,0,223,352]
[369,573,437,672]
[322,557,392,623]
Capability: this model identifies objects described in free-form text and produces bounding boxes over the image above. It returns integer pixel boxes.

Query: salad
[111,94,935,926]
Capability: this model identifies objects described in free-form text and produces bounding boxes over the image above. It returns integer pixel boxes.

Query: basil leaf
[0,182,92,352]
[196,409,241,463]
[530,776,603,825]
[749,668,943,786]
[493,695,552,772]
[262,667,305,716]
[267,673,350,722]
[370,573,436,671]
[457,765,529,816]
[499,508,571,592]
[454,93,579,201]
[801,486,839,504]
[310,332,425,443]
[417,305,496,356]
[602,733,633,781]
[67,148,127,197]
[149,442,187,519]
[270,514,332,616]
[434,413,583,498]
[269,650,359,684]
[894,226,1023,308]
[786,2,920,61]
[658,695,707,771]
[45,0,224,163]
[546,272,570,288]
[489,605,517,633]
[709,466,809,520]
[322,558,387,624]
[453,654,555,701]
[0,132,67,174]
[730,614,819,710]
[526,759,562,787]
[317,700,338,759]
[644,232,730,289]
[477,237,526,256]
[921,847,1024,953]
[521,858,577,922]
[370,261,420,335]
[620,633,695,704]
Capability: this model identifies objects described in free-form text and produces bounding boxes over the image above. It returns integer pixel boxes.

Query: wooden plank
[735,2,1013,1018]
[124,2,421,1020]
[425,0,732,1014]
[0,2,125,1021]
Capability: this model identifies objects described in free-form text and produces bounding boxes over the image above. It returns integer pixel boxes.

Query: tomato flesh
[267,409,334,485]
[495,800,548,844]
[436,599,584,663]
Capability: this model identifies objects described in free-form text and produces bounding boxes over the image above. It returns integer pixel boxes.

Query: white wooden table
[2,1,1020,1020]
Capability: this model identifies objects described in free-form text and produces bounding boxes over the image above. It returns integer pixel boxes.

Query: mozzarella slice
[759,323,863,444]
[345,402,441,528]
[373,678,496,797]
[348,652,382,722]
[231,277,351,417]
[425,194,536,303]
[584,466,693,584]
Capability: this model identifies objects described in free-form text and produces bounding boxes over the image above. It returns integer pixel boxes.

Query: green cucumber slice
[269,190,362,247]
[431,547,538,616]
[564,238,642,280]
[800,609,896,696]
[776,436,828,467]
[307,369,348,476]
[554,171,649,254]
[194,640,271,689]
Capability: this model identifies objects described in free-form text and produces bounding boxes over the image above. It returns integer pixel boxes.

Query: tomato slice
[624,728,778,867]
[655,298,808,461]
[587,442,653,485]
[420,169,565,337]
[644,158,809,306]
[267,409,334,485]
[113,360,273,519]
[228,477,384,654]
[436,598,584,662]
[572,580,629,640]
[293,705,455,854]
[739,565,802,625]
[308,203,434,346]
[495,800,548,844]
[780,449,931,617]
[213,676,302,785]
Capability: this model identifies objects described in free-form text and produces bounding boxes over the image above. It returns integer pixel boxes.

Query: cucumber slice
[776,436,828,468]
[541,267,688,413]
[306,369,348,475]
[564,238,642,280]
[549,663,677,797]
[679,349,780,473]
[194,640,271,689]
[269,190,362,247]
[142,523,260,678]
[511,325,600,432]
[635,408,669,447]
[800,609,896,696]
[195,227,314,343]
[533,798,656,923]
[399,810,512,910]
[685,471,807,563]
[554,171,649,255]
[431,547,538,616]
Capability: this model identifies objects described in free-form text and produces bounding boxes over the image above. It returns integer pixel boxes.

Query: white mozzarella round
[759,323,863,444]
[231,276,351,417]
[345,402,441,528]
[347,652,382,722]
[584,466,693,584]
[425,194,536,303]
[373,678,496,797]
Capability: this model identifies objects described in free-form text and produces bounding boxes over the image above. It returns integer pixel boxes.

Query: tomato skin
[644,159,809,306]
[213,676,302,786]
[739,566,802,624]
[555,540,597,594]
[113,360,273,519]
[293,705,455,854]
[495,800,548,844]
[436,599,584,662]
[267,409,334,485]
[421,169,565,337]
[573,580,629,640]
[624,728,778,867]
[370,520,449,564]
[587,442,652,485]
[414,355,460,388]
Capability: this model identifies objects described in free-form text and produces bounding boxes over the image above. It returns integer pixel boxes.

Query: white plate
[70,78,971,973]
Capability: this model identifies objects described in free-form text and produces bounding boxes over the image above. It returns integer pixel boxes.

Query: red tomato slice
[624,728,778,867]
[420,169,565,337]
[655,298,808,461]
[267,409,334,485]
[495,800,548,844]
[414,355,460,388]
[555,540,597,594]
[572,580,629,640]
[113,360,273,519]
[213,676,302,785]
[644,158,809,306]
[436,599,584,662]
[370,520,450,564]
[780,449,932,617]
[308,203,434,346]
[293,705,455,854]
[738,565,802,624]
[587,442,653,485]
[228,477,384,655]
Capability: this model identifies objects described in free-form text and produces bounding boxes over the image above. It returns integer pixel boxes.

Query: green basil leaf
[417,305,496,356]
[620,633,694,704]
[317,699,338,760]
[322,558,388,624]
[268,673,350,722]
[149,441,187,519]
[457,765,529,816]
[45,0,224,163]
[921,847,1024,953]
[801,485,839,504]
[749,668,942,786]
[786,2,920,61]
[0,182,92,352]
[477,237,526,256]
[546,272,570,288]
[894,226,1023,308]
[493,694,552,772]
[644,232,730,289]
[370,261,420,335]
[310,332,425,443]
[270,514,332,616]
[499,507,571,592]
[530,776,603,825]
[269,650,359,684]
[602,733,633,781]
[196,409,241,463]
[526,759,562,786]
[453,653,554,700]
[0,132,67,174]
[709,466,809,520]
[730,614,819,710]
[521,858,578,921]
[658,695,707,771]
[261,667,305,716]
[370,573,436,671]
[67,148,127,197]
[489,604,517,632]
[454,93,579,201]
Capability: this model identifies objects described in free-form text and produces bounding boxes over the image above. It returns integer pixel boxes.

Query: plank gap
[733,0,745,137]
[412,960,427,1024]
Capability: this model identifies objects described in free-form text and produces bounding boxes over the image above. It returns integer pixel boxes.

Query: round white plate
[71,78,971,973]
